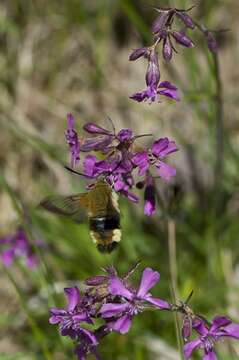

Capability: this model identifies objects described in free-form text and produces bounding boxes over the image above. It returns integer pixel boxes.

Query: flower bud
[152,11,170,34]
[163,37,173,61]
[176,11,195,29]
[145,49,160,87]
[129,47,148,61]
[83,122,110,135]
[172,31,194,48]
[206,32,218,53]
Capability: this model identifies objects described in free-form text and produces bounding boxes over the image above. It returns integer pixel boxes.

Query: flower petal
[144,295,171,309]
[210,316,231,333]
[83,122,110,135]
[64,287,80,312]
[83,155,97,177]
[137,267,160,298]
[100,303,129,318]
[113,315,132,334]
[193,318,209,336]
[203,351,218,360]
[156,161,176,181]
[109,277,134,300]
[158,88,180,101]
[183,339,201,359]
[223,323,239,339]
[151,138,178,158]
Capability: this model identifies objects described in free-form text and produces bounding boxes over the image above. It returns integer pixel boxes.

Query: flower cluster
[49,265,170,359]
[65,114,178,215]
[183,315,239,359]
[50,264,239,360]
[129,5,218,103]
[0,228,42,268]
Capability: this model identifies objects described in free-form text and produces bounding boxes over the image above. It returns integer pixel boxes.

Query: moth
[39,180,121,253]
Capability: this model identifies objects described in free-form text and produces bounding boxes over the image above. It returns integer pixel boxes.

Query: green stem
[167,219,184,360]
[3,266,52,360]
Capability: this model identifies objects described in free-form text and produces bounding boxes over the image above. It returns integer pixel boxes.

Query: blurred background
[0,0,239,359]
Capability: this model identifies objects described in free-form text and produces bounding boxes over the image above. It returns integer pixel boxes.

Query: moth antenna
[64,166,94,179]
[106,116,116,136]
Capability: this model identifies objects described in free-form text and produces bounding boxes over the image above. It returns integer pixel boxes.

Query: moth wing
[39,193,89,223]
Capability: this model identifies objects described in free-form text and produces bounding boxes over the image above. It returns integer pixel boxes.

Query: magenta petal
[132,151,149,176]
[137,267,160,298]
[67,113,75,129]
[83,155,97,177]
[211,316,231,332]
[100,303,129,318]
[151,138,169,156]
[113,315,132,334]
[203,351,218,360]
[156,161,176,181]
[223,323,239,339]
[144,295,171,309]
[80,328,98,346]
[109,277,134,300]
[64,287,80,312]
[183,339,201,359]
[193,319,209,336]
[158,88,180,101]
[144,199,156,216]
[1,249,15,266]
[158,81,177,90]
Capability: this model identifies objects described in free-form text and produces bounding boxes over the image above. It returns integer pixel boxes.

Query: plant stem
[213,52,224,193]
[167,218,184,360]
[3,266,52,360]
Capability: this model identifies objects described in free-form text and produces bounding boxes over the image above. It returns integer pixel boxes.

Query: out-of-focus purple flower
[184,316,239,359]
[83,123,111,135]
[132,137,178,181]
[65,113,81,168]
[130,48,180,104]
[163,36,173,61]
[152,10,172,34]
[130,80,179,103]
[144,176,156,216]
[145,49,160,89]
[129,47,149,61]
[49,287,92,339]
[206,32,218,53]
[130,48,179,103]
[175,11,195,29]
[0,228,40,268]
[172,31,195,48]
[100,267,170,334]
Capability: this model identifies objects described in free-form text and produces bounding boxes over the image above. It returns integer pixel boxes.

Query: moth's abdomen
[89,217,121,253]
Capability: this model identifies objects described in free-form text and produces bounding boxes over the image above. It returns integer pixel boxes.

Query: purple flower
[75,329,99,360]
[129,47,149,61]
[132,137,178,181]
[49,287,92,339]
[65,113,81,168]
[171,31,195,48]
[184,316,239,359]
[206,32,218,53]
[130,48,180,103]
[0,229,40,268]
[100,268,170,334]
[144,176,156,216]
[175,11,195,29]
